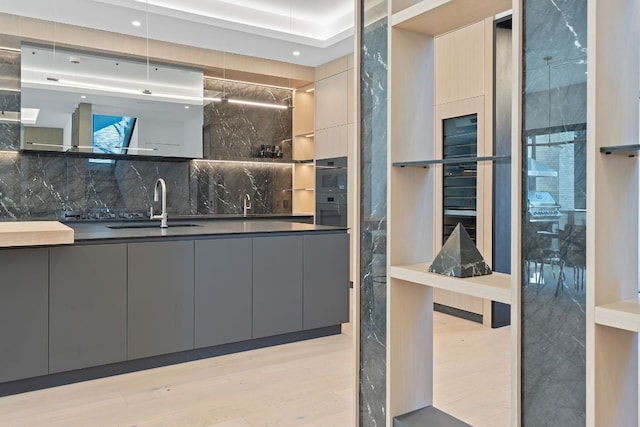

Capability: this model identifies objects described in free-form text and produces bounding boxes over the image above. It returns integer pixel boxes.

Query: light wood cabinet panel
[315,125,349,160]
[434,21,485,105]
[315,72,348,130]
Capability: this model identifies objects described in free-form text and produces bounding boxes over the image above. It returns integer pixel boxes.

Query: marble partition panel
[191,160,292,216]
[203,79,292,161]
[359,9,388,427]
[522,0,587,425]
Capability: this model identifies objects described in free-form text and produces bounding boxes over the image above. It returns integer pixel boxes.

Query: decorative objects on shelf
[428,223,492,278]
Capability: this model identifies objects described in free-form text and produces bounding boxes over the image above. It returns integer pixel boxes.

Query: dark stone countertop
[67,218,346,243]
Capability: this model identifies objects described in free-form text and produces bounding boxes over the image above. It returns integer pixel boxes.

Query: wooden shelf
[391,0,511,36]
[389,262,511,304]
[0,221,74,247]
[392,154,510,168]
[594,298,640,332]
[600,144,640,157]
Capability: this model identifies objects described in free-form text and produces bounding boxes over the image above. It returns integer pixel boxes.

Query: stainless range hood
[527,157,558,177]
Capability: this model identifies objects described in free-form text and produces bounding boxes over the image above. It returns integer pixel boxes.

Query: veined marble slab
[0,221,74,247]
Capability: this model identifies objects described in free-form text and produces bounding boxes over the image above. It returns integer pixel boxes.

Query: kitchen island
[0,218,349,395]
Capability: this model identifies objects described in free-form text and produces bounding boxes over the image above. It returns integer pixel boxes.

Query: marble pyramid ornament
[428,223,492,278]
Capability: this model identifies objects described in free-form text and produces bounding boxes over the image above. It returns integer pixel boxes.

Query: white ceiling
[0,0,355,67]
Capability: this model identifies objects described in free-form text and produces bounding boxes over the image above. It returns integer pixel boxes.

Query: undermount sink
[108,223,201,229]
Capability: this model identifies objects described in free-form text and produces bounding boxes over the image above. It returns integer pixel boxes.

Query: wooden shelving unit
[594,299,640,333]
[386,1,513,426]
[587,2,640,426]
[292,89,315,216]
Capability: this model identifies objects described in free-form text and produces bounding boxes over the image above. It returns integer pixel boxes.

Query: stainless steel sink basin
[108,223,201,229]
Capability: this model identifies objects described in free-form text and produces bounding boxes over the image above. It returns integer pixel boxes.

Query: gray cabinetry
[0,248,48,382]
[128,240,195,359]
[49,244,127,373]
[303,233,350,329]
[252,235,303,338]
[195,237,252,348]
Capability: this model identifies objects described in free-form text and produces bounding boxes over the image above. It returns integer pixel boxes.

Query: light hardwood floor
[0,308,510,427]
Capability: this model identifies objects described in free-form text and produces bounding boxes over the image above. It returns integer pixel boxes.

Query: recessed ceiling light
[132,20,142,27]
[184,105,190,109]
[292,51,301,56]
[80,95,87,99]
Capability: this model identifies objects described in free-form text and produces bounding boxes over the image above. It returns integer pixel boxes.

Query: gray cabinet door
[128,240,194,360]
[49,244,127,373]
[252,235,303,338]
[195,238,252,348]
[0,248,48,382]
[303,233,350,329]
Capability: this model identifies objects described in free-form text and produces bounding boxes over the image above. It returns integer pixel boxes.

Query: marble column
[521,0,587,425]
[359,1,388,425]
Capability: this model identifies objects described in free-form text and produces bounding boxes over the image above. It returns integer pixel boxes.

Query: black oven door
[316,192,347,227]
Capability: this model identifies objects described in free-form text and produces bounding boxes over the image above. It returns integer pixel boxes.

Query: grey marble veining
[203,79,292,161]
[359,9,388,427]
[191,160,292,216]
[0,151,294,220]
[522,0,587,425]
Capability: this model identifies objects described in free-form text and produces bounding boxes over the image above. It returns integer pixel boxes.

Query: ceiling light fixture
[132,20,142,27]
[204,96,287,110]
[292,51,301,56]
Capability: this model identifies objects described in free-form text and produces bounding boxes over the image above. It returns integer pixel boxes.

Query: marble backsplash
[203,78,292,161]
[0,152,292,220]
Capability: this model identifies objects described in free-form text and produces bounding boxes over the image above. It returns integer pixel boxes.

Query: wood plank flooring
[0,306,511,426]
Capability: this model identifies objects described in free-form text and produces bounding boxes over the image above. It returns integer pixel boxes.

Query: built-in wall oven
[315,156,347,227]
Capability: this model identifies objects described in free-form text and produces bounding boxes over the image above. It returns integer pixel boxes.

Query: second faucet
[243,194,251,217]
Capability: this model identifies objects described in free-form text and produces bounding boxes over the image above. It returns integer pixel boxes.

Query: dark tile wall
[203,78,292,161]
[0,52,293,221]
[359,6,388,427]
[521,0,587,425]
[0,152,292,220]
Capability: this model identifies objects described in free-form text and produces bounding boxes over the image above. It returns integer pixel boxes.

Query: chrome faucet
[243,193,252,217]
[150,178,168,228]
